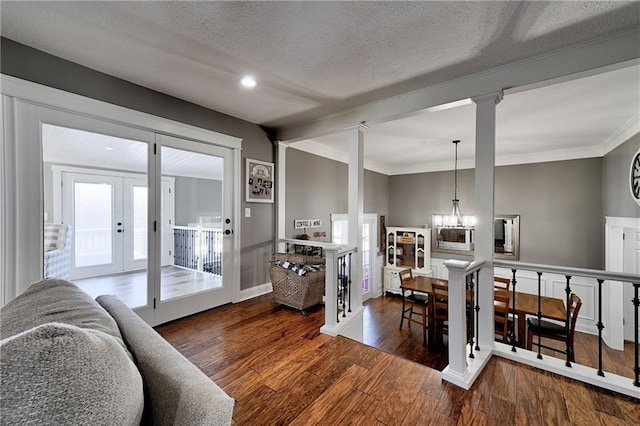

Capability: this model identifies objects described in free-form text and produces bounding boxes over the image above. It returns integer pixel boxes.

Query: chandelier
[433,140,475,228]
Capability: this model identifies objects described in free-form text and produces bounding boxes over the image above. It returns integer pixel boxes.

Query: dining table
[399,275,567,349]
[510,291,566,348]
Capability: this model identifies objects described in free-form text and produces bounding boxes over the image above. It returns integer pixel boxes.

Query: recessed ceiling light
[240,76,257,89]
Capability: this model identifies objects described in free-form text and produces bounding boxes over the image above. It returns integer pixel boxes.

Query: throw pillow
[0,323,144,425]
[0,279,131,358]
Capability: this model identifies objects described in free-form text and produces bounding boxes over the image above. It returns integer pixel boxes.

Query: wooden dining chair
[494,276,510,291]
[493,290,511,343]
[494,276,516,342]
[430,280,449,343]
[398,268,428,346]
[527,293,582,362]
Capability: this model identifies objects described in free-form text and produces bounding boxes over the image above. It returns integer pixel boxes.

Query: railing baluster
[565,275,572,368]
[634,283,639,387]
[511,269,517,352]
[341,254,346,318]
[475,270,480,351]
[597,279,605,377]
[468,273,475,359]
[347,252,352,313]
[536,271,543,360]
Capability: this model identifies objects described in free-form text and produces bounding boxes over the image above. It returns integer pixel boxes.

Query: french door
[61,172,149,279]
[10,98,238,325]
[154,134,234,323]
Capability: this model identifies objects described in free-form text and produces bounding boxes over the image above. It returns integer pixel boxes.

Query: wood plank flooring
[155,294,639,425]
[74,266,221,308]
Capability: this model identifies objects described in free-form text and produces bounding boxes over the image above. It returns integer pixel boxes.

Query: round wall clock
[631,148,640,207]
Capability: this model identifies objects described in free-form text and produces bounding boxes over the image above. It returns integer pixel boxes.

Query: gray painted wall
[603,136,640,218]
[389,158,604,269]
[2,38,274,290]
[286,148,389,246]
[174,177,222,226]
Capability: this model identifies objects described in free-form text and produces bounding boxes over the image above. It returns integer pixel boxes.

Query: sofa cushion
[0,322,144,425]
[97,295,235,426]
[0,279,131,358]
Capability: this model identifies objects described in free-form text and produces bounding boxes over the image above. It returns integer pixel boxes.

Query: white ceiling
[3,1,640,174]
[42,124,224,180]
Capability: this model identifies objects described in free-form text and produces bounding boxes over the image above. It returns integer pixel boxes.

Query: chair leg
[422,305,427,347]
[400,299,406,330]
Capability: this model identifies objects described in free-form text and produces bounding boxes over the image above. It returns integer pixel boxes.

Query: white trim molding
[0,74,242,150]
[238,282,273,302]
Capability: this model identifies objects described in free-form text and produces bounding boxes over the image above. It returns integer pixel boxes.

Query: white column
[472,90,502,350]
[347,123,367,311]
[276,141,288,253]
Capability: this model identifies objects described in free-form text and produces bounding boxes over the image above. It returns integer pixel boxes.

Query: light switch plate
[245,207,251,218]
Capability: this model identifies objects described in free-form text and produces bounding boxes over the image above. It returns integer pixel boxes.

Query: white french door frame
[331,213,378,301]
[52,165,175,279]
[1,74,242,325]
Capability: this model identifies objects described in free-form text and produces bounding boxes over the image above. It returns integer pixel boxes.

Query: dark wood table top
[512,291,566,322]
[399,276,448,294]
[401,276,566,322]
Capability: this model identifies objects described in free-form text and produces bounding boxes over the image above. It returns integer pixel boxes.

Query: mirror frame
[431,214,520,260]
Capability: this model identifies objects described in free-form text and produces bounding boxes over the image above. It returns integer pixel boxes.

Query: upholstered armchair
[269,253,325,313]
[44,224,72,279]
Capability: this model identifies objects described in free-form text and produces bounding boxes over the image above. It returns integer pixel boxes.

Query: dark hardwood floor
[156,294,639,425]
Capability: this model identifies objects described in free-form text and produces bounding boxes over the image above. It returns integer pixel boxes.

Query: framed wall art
[246,158,274,203]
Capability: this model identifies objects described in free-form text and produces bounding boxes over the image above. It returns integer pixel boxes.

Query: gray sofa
[0,279,234,425]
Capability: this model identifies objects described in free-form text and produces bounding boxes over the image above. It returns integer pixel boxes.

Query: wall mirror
[431,214,520,260]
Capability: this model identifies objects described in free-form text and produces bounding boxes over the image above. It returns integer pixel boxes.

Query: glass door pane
[43,123,149,309]
[159,140,230,310]
[73,181,116,268]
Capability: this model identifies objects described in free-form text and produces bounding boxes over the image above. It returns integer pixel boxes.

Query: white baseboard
[237,282,273,302]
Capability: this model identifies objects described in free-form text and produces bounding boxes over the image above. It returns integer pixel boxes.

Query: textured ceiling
[2,1,639,173]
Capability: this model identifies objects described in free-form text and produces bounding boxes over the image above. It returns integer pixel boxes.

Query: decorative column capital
[344,122,369,133]
[277,140,289,149]
[471,90,504,105]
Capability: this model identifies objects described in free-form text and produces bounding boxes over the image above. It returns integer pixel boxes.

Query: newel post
[322,247,339,330]
[443,259,471,386]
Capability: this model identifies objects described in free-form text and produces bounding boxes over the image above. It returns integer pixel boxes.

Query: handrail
[466,259,486,275]
[277,238,358,336]
[494,259,640,283]
[174,225,222,232]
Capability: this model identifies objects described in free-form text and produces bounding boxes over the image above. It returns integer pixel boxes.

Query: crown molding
[599,112,640,156]
[291,140,617,176]
[289,140,392,176]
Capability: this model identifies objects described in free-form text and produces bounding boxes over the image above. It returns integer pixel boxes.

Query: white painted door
[623,227,640,341]
[154,134,234,324]
[62,172,124,278]
[61,172,152,279]
[331,213,378,301]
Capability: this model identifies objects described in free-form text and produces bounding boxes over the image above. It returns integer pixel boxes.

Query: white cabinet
[383,226,432,295]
